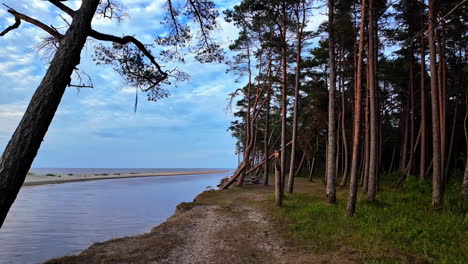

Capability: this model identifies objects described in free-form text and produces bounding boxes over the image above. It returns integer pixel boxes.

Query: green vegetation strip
[273,176,467,263]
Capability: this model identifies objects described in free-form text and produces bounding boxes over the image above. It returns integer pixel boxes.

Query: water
[29,168,227,176]
[0,171,231,264]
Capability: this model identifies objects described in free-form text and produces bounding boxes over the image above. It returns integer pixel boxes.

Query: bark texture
[346,0,366,216]
[287,6,304,193]
[280,3,288,195]
[326,0,337,204]
[428,0,443,208]
[419,17,427,181]
[0,0,100,228]
[263,91,270,185]
[367,0,377,202]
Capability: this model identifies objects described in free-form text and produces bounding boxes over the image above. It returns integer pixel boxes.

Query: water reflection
[0,172,230,264]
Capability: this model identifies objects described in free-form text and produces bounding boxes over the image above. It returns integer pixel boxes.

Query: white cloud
[0,0,242,167]
[0,102,28,141]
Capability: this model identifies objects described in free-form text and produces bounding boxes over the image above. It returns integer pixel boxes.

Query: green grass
[274,175,467,263]
[45,173,56,176]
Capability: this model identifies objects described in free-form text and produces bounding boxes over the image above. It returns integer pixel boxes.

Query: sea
[29,167,230,175]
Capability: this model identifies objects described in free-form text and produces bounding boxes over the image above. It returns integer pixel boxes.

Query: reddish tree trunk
[367,0,378,201]
[437,22,447,186]
[346,0,367,216]
[340,50,349,186]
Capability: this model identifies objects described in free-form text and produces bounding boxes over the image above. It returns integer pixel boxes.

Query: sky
[0,0,326,169]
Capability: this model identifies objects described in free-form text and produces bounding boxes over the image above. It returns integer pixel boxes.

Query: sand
[23,170,229,187]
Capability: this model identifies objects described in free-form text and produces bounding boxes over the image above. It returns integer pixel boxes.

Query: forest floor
[46,175,467,264]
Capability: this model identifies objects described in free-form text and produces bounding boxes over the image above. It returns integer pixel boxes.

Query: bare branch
[1,7,63,40]
[47,0,75,17]
[0,16,20,36]
[70,68,94,89]
[96,0,127,21]
[59,14,71,26]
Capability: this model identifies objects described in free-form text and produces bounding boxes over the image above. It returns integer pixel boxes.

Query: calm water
[0,171,231,264]
[29,168,227,175]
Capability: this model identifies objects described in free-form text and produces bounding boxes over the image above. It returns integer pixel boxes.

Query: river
[0,171,231,264]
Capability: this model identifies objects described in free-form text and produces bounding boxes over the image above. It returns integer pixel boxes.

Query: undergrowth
[274,175,467,263]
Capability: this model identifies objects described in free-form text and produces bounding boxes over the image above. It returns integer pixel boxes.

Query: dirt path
[46,185,316,264]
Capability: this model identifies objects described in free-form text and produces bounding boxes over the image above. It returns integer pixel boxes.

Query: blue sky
[0,0,244,168]
[0,0,326,169]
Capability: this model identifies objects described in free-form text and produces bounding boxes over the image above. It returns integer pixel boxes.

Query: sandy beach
[23,170,229,187]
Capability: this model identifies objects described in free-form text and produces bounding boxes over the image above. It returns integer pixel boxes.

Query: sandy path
[45,185,315,264]
[23,170,229,186]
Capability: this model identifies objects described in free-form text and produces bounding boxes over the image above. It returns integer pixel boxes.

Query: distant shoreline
[23,170,230,187]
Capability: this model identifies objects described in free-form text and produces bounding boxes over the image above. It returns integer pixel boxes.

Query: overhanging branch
[90,29,168,81]
[0,15,20,36]
[0,7,63,41]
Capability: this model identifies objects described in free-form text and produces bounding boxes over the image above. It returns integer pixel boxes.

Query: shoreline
[44,176,463,263]
[23,170,230,187]
[45,184,290,264]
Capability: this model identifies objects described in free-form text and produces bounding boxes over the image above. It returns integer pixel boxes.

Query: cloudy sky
[0,0,325,169]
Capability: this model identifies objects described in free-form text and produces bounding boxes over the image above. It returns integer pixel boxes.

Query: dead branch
[0,6,63,41]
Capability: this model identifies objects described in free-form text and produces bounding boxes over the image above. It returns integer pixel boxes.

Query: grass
[272,174,467,263]
[46,173,57,176]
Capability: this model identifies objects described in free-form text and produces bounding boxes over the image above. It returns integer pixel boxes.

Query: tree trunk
[274,151,283,207]
[388,144,397,174]
[263,90,271,185]
[408,46,415,175]
[280,3,288,196]
[400,109,409,172]
[287,6,304,193]
[463,156,468,210]
[339,53,349,186]
[336,112,341,179]
[346,0,366,216]
[419,15,427,181]
[294,152,306,177]
[428,0,442,209]
[326,0,337,204]
[444,99,457,179]
[237,43,254,187]
[462,97,468,210]
[363,53,370,192]
[367,0,377,201]
[0,0,101,228]
[309,138,318,182]
[437,22,447,187]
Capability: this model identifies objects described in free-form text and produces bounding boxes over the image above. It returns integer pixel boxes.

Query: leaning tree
[0,0,221,228]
